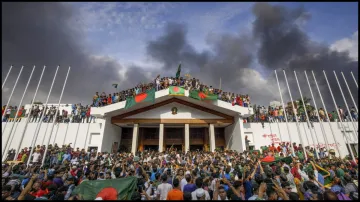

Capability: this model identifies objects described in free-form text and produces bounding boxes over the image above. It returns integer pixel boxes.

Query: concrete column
[131,124,139,154]
[159,124,164,152]
[185,124,190,152]
[209,124,216,152]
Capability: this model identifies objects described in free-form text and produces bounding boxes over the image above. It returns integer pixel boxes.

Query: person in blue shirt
[62,151,71,163]
[112,93,116,104]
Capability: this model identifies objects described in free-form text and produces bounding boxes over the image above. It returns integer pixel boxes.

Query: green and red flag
[71,176,137,200]
[261,156,293,166]
[125,88,156,109]
[169,86,185,96]
[189,90,218,101]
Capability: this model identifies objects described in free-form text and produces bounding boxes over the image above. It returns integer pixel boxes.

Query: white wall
[126,103,224,119]
[2,118,105,156]
[100,117,122,153]
[239,121,358,157]
[224,115,245,152]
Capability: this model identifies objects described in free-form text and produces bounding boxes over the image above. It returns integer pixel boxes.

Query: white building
[2,89,358,161]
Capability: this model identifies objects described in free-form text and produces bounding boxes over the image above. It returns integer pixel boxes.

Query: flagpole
[2,65,13,89]
[302,122,311,146]
[1,66,24,130]
[294,71,323,157]
[219,77,222,91]
[42,66,71,166]
[350,71,358,88]
[73,122,81,148]
[52,124,60,145]
[2,66,35,158]
[62,122,70,146]
[27,66,59,167]
[13,66,46,160]
[340,72,358,113]
[304,71,330,151]
[41,120,51,145]
[84,121,91,150]
[311,71,342,158]
[333,71,358,137]
[274,70,295,156]
[323,70,355,162]
[283,70,309,159]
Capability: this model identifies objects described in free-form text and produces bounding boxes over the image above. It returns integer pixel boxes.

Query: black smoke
[2,2,358,109]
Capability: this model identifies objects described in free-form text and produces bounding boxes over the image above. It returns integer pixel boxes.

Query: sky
[2,2,358,109]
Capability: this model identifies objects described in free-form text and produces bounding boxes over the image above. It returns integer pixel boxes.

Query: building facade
[2,89,358,161]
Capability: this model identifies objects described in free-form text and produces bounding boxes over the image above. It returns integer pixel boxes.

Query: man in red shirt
[269,143,276,153]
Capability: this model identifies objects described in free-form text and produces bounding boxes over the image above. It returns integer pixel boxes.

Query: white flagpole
[2,65,13,89]
[27,66,59,167]
[73,122,81,148]
[41,120,51,145]
[294,71,325,155]
[304,71,330,152]
[41,66,71,166]
[283,70,309,159]
[2,66,35,158]
[274,70,295,156]
[13,66,46,160]
[340,72,358,113]
[275,120,283,143]
[84,121,91,150]
[62,122,70,146]
[311,71,341,158]
[302,122,311,146]
[1,66,24,130]
[333,71,358,138]
[323,70,355,161]
[52,124,60,145]
[350,71,358,88]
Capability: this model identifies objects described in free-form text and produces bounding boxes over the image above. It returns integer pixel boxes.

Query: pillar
[131,124,139,154]
[185,124,190,152]
[209,124,216,152]
[159,124,164,152]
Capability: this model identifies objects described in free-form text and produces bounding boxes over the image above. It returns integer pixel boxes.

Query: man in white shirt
[157,174,172,200]
[191,178,211,200]
[32,150,41,163]
[180,175,188,191]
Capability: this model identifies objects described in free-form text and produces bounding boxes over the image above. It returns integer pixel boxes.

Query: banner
[169,86,185,96]
[189,90,217,101]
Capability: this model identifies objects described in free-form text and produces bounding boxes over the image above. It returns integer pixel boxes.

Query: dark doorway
[166,145,182,151]
[190,145,203,151]
[144,145,159,151]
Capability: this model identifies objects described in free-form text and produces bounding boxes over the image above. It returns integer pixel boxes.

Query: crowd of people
[2,141,358,201]
[2,104,95,124]
[92,76,251,107]
[248,105,358,123]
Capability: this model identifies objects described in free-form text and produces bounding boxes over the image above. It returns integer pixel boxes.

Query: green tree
[296,97,314,115]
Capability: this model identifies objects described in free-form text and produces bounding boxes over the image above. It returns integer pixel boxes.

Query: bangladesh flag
[176,63,181,79]
[261,156,293,166]
[125,88,156,109]
[71,176,137,200]
[169,86,185,96]
[189,90,218,101]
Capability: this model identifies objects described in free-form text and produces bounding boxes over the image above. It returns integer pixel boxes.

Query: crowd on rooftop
[92,76,251,108]
[2,104,96,123]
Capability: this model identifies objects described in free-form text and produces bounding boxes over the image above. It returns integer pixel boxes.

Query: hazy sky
[2,2,358,108]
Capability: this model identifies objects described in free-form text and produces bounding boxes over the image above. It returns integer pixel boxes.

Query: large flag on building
[125,88,156,109]
[169,86,185,96]
[189,90,217,101]
[71,176,137,200]
[176,63,181,79]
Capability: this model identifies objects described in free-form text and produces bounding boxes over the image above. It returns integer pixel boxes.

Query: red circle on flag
[135,93,147,102]
[173,86,179,92]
